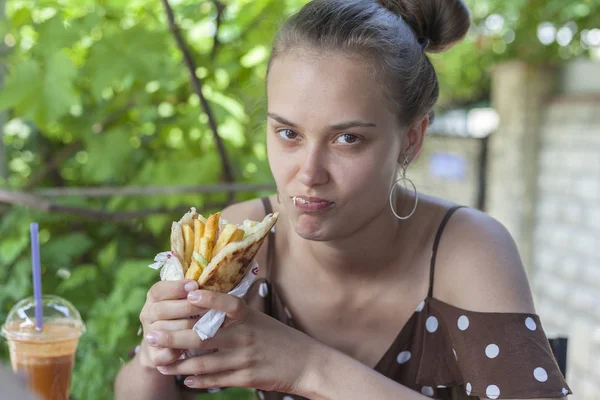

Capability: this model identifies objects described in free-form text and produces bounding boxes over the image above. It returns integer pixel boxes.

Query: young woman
[115,0,571,398]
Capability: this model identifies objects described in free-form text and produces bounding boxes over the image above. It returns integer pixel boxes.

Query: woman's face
[266,51,405,241]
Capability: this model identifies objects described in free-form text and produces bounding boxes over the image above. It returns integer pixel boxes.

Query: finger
[146,329,214,350]
[152,318,198,331]
[147,347,183,367]
[182,368,255,390]
[147,280,199,303]
[148,299,208,323]
[157,348,250,376]
[147,328,244,351]
[187,290,248,321]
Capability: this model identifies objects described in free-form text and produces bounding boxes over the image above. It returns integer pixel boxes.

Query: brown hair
[268,0,471,125]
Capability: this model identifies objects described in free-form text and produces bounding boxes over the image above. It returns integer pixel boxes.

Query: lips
[291,196,334,212]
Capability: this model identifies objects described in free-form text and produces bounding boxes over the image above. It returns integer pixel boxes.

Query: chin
[292,214,341,242]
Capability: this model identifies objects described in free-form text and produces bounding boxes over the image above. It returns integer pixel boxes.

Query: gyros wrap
[149,207,279,339]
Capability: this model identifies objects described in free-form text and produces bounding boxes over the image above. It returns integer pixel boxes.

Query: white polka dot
[525,317,537,331]
[534,367,548,382]
[415,300,425,312]
[486,385,500,399]
[426,316,438,333]
[457,315,470,330]
[562,388,569,395]
[437,385,447,388]
[396,351,411,364]
[465,383,472,395]
[485,344,500,359]
[259,282,269,298]
[257,391,265,400]
[453,349,457,359]
[283,396,294,400]
[421,386,434,397]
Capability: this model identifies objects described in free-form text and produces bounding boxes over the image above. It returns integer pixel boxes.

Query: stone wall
[490,60,600,399]
[532,95,600,397]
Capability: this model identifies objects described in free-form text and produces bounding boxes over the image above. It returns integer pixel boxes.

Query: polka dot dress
[172,202,572,399]
[247,286,572,400]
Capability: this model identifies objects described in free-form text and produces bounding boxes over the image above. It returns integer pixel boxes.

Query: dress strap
[260,197,276,281]
[428,205,466,298]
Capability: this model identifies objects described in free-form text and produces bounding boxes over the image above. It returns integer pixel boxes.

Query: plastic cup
[1,295,85,400]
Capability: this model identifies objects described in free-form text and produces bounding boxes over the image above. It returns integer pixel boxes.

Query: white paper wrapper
[149,251,185,281]
[192,262,258,340]
[148,252,259,344]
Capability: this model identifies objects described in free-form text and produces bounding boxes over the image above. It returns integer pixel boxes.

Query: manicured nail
[145,332,158,346]
[184,281,198,292]
[156,366,167,374]
[187,291,201,302]
[184,377,195,386]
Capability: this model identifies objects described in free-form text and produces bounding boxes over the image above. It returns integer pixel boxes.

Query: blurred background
[0,0,598,399]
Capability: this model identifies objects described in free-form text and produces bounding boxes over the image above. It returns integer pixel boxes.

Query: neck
[287,199,411,285]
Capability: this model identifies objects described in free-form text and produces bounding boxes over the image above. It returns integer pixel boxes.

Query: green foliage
[0,0,599,399]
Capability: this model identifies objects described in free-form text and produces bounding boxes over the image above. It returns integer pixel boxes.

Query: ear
[399,115,428,163]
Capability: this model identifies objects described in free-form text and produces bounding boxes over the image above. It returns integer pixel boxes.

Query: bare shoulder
[434,207,536,314]
[221,196,273,225]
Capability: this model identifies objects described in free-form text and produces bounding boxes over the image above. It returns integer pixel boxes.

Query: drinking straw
[30,223,43,331]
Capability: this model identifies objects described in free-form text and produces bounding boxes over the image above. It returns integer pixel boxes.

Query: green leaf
[0,236,29,267]
[56,265,98,292]
[115,259,156,288]
[82,129,133,183]
[41,232,93,268]
[36,16,80,55]
[0,60,42,112]
[98,240,118,269]
[43,52,80,122]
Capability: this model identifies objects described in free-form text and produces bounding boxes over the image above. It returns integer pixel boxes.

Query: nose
[297,144,329,187]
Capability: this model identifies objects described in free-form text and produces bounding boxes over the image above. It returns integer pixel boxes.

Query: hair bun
[378,0,471,53]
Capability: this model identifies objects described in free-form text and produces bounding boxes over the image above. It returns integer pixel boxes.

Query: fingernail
[184,377,195,386]
[184,281,198,292]
[145,332,158,346]
[156,366,167,374]
[187,291,201,302]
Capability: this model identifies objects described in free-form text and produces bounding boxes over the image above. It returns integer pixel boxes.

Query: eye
[335,133,361,144]
[277,129,299,140]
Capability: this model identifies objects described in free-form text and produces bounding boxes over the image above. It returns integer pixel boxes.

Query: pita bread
[197,213,278,293]
[170,222,186,272]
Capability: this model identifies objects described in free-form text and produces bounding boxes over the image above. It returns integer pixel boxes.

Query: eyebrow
[267,113,376,130]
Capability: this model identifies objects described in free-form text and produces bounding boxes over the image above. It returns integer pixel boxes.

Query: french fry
[204,212,221,247]
[199,237,212,262]
[185,259,203,280]
[231,228,245,243]
[213,224,239,255]
[194,219,204,253]
[182,225,195,267]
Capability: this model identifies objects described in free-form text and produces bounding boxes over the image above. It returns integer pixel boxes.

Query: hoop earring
[389,156,418,220]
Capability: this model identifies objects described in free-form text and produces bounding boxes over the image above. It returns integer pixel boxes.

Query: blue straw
[30,223,43,331]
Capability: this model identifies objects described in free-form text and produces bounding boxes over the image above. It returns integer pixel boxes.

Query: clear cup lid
[1,295,85,341]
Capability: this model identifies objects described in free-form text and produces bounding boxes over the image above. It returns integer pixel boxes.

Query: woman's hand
[138,280,207,370]
[144,289,324,395]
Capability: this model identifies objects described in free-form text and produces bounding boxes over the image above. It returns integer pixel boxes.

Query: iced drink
[2,296,84,400]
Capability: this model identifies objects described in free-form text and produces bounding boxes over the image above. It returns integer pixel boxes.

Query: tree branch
[35,183,276,198]
[0,189,228,223]
[161,0,235,202]
[210,0,225,61]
